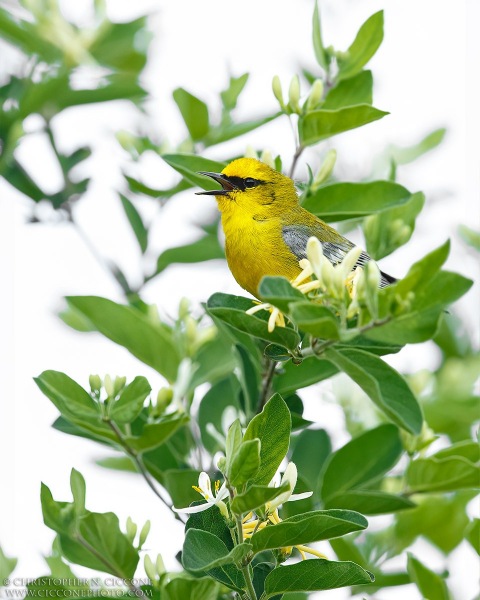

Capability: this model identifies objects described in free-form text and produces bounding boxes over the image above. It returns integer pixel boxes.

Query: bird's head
[196,158,298,218]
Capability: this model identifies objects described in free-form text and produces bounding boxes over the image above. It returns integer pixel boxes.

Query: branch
[257,359,278,413]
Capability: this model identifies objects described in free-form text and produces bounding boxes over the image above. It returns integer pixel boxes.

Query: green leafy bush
[1,3,478,600]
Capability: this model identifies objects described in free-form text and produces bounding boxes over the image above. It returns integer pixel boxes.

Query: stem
[227,483,258,600]
[257,359,277,413]
[289,145,304,179]
[105,419,184,522]
[74,534,144,597]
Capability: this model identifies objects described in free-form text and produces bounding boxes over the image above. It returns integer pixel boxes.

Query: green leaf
[364,191,425,259]
[394,491,474,554]
[183,529,252,572]
[323,71,373,109]
[231,483,290,515]
[251,509,367,552]
[125,413,189,452]
[320,424,403,503]
[221,73,249,110]
[0,546,17,580]
[299,104,388,147]
[337,11,384,80]
[161,469,201,509]
[244,394,291,485]
[35,371,99,421]
[66,297,180,382]
[407,554,450,600]
[173,88,210,141]
[325,490,415,515]
[258,277,305,313]
[164,576,218,600]
[273,357,338,395]
[312,1,328,70]
[290,429,331,496]
[289,302,340,339]
[205,114,280,147]
[263,559,374,598]
[434,440,480,463]
[325,348,423,434]
[235,344,261,416]
[119,195,148,254]
[390,128,447,165]
[407,455,480,493]
[162,154,227,189]
[459,224,480,252]
[207,294,300,351]
[225,419,243,474]
[154,233,224,275]
[466,519,480,555]
[302,180,412,222]
[60,512,138,577]
[230,439,261,487]
[189,331,237,390]
[70,469,86,517]
[110,376,151,424]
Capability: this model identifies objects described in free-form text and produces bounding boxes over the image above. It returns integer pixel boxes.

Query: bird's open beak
[195,172,238,196]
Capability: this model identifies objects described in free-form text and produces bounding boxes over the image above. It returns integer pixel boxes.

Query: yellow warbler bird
[197,157,395,297]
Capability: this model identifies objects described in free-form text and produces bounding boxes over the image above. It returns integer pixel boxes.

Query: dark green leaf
[183,529,252,572]
[231,483,290,515]
[325,348,423,434]
[320,424,403,503]
[302,180,412,222]
[162,470,201,509]
[125,413,189,452]
[325,490,415,515]
[66,297,180,382]
[290,429,331,495]
[236,344,261,416]
[198,377,241,453]
[337,11,384,80]
[323,71,373,109]
[273,357,338,396]
[258,277,305,313]
[466,519,480,555]
[173,88,210,141]
[230,439,261,487]
[263,559,373,598]
[119,195,148,254]
[244,394,291,485]
[164,576,218,600]
[299,105,388,147]
[189,332,237,391]
[289,302,340,339]
[406,456,480,493]
[251,510,367,552]
[207,294,300,351]
[110,376,151,424]
[35,371,98,421]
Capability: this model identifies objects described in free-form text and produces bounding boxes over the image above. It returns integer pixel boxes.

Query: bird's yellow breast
[221,211,301,296]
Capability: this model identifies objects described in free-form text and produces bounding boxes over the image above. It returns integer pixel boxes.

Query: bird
[196,157,396,298]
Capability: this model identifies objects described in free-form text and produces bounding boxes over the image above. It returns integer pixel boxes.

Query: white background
[1,0,479,598]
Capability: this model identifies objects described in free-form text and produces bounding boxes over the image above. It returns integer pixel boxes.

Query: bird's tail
[380,270,397,288]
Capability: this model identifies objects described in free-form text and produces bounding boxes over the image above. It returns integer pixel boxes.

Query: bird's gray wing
[282,224,394,287]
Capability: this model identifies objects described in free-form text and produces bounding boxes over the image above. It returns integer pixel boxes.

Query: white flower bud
[306,237,324,280]
[272,75,285,108]
[306,79,324,112]
[144,555,157,582]
[260,149,275,169]
[89,374,102,392]
[139,519,151,548]
[104,374,114,397]
[366,261,381,291]
[245,145,258,159]
[178,297,190,320]
[288,75,301,114]
[114,376,127,395]
[312,149,337,190]
[155,554,166,576]
[126,516,137,543]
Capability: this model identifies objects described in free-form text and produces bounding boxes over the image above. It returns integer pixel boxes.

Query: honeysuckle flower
[266,462,313,513]
[246,302,286,333]
[172,472,229,515]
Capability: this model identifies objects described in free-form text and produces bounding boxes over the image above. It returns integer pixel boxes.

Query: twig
[105,419,184,523]
[257,359,278,413]
[289,145,304,179]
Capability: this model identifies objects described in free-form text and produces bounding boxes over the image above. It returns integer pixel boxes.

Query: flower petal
[289,491,314,502]
[172,502,212,514]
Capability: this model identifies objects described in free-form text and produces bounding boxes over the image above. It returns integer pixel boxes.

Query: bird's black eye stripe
[225,176,265,190]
